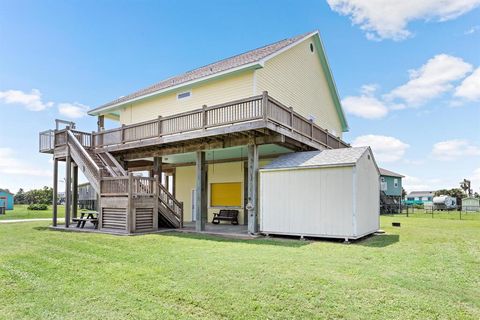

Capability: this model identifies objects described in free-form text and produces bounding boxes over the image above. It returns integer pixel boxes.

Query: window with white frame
[394,178,398,188]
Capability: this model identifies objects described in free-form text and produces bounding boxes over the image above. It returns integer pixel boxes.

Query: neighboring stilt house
[39,31,356,235]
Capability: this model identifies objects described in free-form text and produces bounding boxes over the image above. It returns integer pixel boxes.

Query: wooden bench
[212,209,239,225]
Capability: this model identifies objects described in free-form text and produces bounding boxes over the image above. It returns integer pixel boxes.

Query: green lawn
[0,216,479,319]
[0,204,65,220]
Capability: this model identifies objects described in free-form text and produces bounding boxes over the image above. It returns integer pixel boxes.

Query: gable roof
[261,147,370,170]
[0,188,13,195]
[379,168,404,178]
[89,31,348,131]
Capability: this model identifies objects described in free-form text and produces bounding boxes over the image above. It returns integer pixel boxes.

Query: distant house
[0,189,14,210]
[379,168,403,197]
[406,191,434,205]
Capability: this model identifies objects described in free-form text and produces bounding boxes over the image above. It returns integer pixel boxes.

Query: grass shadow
[156,231,312,248]
[33,226,50,231]
[356,234,400,248]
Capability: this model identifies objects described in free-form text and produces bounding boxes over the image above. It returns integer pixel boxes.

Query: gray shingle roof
[91,31,315,113]
[261,147,370,170]
[379,168,404,178]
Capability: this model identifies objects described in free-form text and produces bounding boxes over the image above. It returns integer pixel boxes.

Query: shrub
[27,204,48,211]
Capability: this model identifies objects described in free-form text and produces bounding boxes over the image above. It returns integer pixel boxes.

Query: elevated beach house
[39,31,374,237]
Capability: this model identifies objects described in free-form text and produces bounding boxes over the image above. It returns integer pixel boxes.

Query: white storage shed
[259,147,380,241]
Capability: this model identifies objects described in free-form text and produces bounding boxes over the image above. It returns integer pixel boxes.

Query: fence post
[180,201,184,228]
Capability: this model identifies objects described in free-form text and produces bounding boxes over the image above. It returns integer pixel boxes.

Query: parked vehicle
[432,195,457,210]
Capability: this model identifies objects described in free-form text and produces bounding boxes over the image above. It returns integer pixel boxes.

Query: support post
[247,144,259,234]
[52,158,58,226]
[243,160,248,225]
[195,151,207,231]
[153,157,162,180]
[72,164,78,219]
[127,172,134,233]
[65,151,72,228]
[153,175,159,230]
[97,115,104,132]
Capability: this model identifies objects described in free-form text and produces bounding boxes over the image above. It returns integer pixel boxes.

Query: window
[210,182,242,207]
[309,43,314,53]
[394,178,398,188]
[177,91,191,100]
[381,177,385,182]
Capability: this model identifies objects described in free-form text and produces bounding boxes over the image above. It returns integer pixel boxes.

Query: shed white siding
[259,147,379,240]
[354,152,380,237]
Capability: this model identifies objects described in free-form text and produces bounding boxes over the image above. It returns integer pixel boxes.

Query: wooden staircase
[157,182,183,228]
[67,130,183,230]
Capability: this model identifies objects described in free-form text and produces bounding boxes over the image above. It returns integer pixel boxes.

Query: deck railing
[39,129,55,153]
[100,175,155,197]
[40,93,349,154]
[90,93,349,150]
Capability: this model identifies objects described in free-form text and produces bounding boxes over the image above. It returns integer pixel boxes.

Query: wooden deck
[40,92,349,158]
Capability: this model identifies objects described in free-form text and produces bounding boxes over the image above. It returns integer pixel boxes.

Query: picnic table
[72,211,98,229]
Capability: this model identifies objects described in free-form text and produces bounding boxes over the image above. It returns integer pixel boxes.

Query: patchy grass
[0,204,65,220]
[0,216,479,319]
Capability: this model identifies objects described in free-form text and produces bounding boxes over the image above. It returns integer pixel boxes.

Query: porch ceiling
[133,144,292,165]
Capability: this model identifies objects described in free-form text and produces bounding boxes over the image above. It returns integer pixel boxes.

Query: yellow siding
[255,36,343,137]
[174,159,272,225]
[119,71,254,125]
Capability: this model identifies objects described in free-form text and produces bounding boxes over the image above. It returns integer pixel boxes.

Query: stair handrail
[67,130,100,175]
[158,182,183,209]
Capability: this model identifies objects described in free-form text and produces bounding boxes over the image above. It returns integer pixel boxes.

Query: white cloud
[0,147,51,177]
[0,89,53,111]
[58,102,90,118]
[342,85,389,119]
[327,0,480,41]
[471,168,480,191]
[386,54,473,105]
[454,67,480,101]
[465,25,480,34]
[352,134,410,162]
[431,139,480,160]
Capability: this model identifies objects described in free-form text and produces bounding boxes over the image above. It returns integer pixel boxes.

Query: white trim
[352,166,357,237]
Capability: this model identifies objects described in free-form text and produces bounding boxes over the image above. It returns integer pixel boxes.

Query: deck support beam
[65,151,72,228]
[52,158,58,226]
[247,144,259,234]
[72,164,78,219]
[195,151,207,231]
[153,156,162,183]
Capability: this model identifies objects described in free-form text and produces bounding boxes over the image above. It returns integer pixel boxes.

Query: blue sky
[1,0,479,193]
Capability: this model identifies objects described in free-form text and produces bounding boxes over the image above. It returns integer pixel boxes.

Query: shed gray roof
[90,31,315,114]
[379,168,404,178]
[261,147,370,170]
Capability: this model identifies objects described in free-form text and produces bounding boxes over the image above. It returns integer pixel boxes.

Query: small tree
[14,188,27,204]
